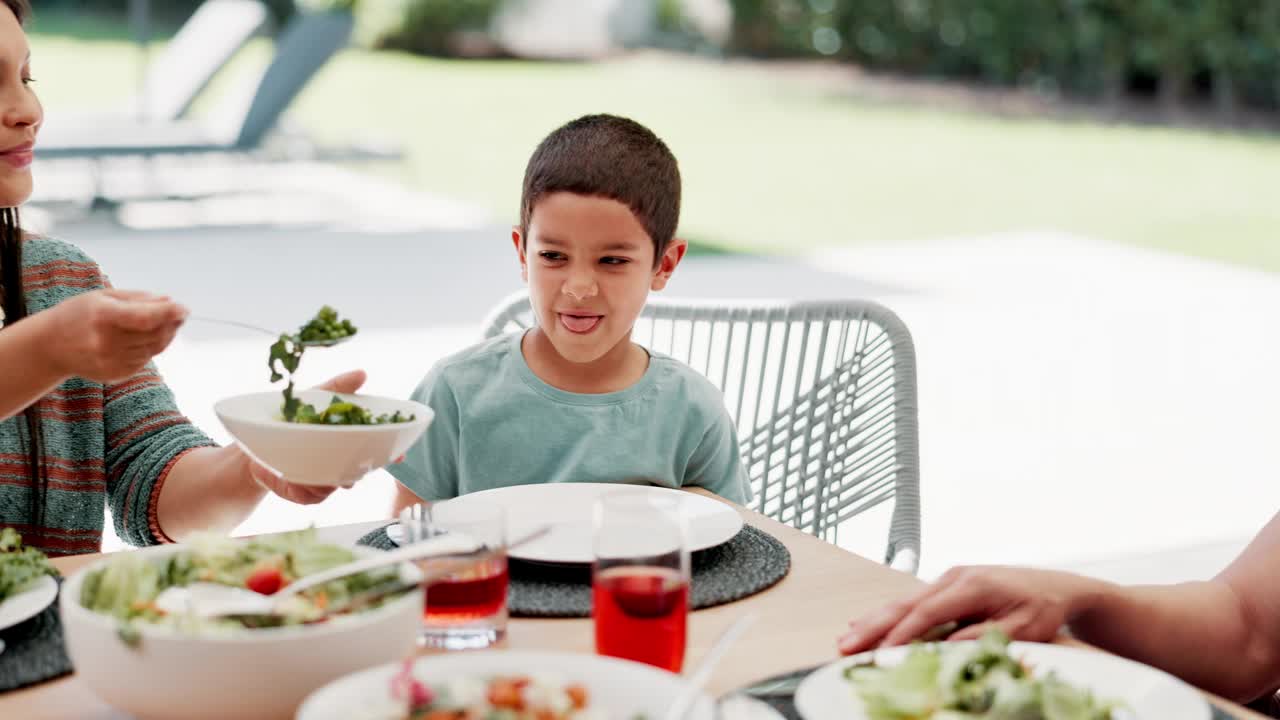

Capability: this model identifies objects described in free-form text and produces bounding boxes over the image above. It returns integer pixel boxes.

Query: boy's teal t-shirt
[387,332,750,505]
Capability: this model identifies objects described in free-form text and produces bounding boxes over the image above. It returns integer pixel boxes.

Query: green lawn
[28,15,1280,271]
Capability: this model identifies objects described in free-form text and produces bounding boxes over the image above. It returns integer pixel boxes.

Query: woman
[0,0,357,555]
[839,511,1280,706]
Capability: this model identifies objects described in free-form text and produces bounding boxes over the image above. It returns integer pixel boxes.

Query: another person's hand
[247,369,368,505]
[40,289,188,383]
[838,566,1093,655]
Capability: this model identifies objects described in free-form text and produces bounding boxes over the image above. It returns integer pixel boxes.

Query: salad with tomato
[79,530,411,637]
[367,666,601,720]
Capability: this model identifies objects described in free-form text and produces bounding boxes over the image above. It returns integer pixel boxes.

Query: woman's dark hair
[0,0,48,537]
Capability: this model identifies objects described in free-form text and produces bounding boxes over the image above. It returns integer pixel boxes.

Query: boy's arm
[386,367,462,515]
[392,482,426,516]
[683,406,750,505]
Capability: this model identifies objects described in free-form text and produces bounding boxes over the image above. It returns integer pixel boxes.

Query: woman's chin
[0,181,32,209]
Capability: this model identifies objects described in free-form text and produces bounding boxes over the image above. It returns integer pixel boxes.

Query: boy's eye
[538,251,566,262]
[600,257,629,266]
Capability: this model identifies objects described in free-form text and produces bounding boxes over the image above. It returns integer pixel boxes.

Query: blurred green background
[26,0,1280,270]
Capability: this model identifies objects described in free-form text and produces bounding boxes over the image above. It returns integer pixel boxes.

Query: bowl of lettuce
[215,390,433,486]
[59,531,423,720]
[794,630,1209,720]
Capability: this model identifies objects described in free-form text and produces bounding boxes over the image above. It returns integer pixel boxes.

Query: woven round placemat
[0,578,72,693]
[357,524,790,618]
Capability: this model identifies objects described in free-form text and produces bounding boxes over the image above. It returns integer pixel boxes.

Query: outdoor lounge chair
[34,8,351,161]
[482,293,923,574]
[135,0,271,122]
[41,0,269,138]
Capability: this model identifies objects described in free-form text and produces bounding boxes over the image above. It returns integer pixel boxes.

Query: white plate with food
[794,631,1210,720]
[0,574,58,633]
[386,483,745,564]
[0,527,59,632]
[296,649,715,720]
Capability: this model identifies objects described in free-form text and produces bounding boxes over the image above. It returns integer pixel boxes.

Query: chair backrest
[214,9,353,149]
[481,293,922,574]
[140,0,270,121]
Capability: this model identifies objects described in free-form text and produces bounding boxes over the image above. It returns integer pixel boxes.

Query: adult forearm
[0,315,70,420]
[155,445,267,541]
[1071,579,1275,701]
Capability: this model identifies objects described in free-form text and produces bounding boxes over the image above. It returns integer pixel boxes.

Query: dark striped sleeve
[103,365,217,546]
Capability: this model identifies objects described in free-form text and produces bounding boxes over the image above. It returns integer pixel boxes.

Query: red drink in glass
[401,499,509,649]
[593,565,689,672]
[423,557,509,623]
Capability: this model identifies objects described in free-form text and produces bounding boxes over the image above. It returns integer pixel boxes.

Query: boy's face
[513,192,686,365]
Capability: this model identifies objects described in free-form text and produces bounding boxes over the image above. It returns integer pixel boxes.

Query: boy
[390,114,749,509]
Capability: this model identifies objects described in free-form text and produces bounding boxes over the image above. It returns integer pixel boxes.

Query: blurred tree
[725,0,1279,113]
[297,0,356,11]
[358,0,501,57]
[1066,0,1129,103]
[1193,0,1248,118]
[1129,0,1200,112]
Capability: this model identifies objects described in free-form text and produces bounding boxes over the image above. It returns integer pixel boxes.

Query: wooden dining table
[1,495,1269,720]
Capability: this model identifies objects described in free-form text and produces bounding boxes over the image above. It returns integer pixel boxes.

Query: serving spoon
[155,526,547,620]
[187,315,354,347]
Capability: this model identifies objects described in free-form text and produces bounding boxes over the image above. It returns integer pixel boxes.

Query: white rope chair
[482,293,921,574]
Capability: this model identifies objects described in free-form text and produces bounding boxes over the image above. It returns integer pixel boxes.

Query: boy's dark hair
[519,114,681,266]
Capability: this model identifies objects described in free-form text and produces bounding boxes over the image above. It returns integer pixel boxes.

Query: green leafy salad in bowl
[845,630,1121,720]
[80,530,413,638]
[0,527,56,603]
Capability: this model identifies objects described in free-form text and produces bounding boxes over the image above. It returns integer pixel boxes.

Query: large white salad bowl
[60,543,424,720]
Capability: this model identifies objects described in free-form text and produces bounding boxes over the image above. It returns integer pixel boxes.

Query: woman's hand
[838,566,1100,655]
[247,369,368,505]
[38,289,187,383]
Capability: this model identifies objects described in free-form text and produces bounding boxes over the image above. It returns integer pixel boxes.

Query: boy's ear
[511,227,528,283]
[651,238,688,292]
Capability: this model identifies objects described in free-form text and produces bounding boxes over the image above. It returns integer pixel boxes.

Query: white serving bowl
[215,390,432,486]
[60,544,424,720]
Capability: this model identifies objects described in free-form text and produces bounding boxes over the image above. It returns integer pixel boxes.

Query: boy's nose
[562,276,598,301]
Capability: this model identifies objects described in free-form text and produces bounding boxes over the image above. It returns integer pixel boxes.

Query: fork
[187,315,353,347]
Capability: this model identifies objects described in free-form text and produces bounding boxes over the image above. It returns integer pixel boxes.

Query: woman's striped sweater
[0,237,215,556]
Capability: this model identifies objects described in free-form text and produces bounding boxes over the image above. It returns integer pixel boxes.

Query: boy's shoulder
[428,333,519,388]
[648,352,728,420]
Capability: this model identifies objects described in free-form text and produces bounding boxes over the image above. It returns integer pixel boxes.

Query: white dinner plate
[387,483,744,564]
[0,575,58,632]
[794,640,1211,720]
[295,649,714,720]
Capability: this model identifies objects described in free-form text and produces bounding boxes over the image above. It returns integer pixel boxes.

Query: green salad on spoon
[267,306,414,425]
